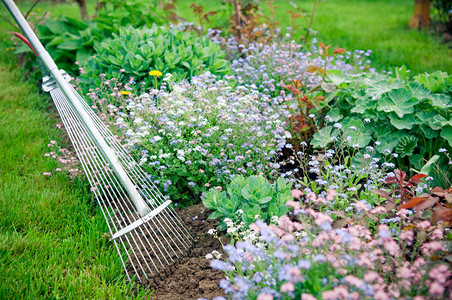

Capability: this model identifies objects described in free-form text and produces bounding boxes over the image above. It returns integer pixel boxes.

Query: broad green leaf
[430,94,452,109]
[376,131,405,154]
[441,126,452,147]
[58,39,83,50]
[326,108,343,122]
[388,113,417,130]
[416,111,442,130]
[75,48,92,63]
[257,196,272,204]
[342,119,372,148]
[377,88,418,118]
[365,78,404,100]
[419,155,440,176]
[433,115,452,127]
[311,126,338,148]
[419,124,439,139]
[414,71,449,93]
[268,203,279,217]
[395,65,410,80]
[408,81,431,101]
[326,73,347,86]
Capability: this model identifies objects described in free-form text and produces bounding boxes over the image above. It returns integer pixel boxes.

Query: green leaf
[326,108,343,122]
[268,203,279,217]
[394,135,418,158]
[419,124,439,139]
[311,126,338,148]
[416,111,442,130]
[376,131,405,154]
[414,71,449,93]
[388,113,417,130]
[58,39,83,50]
[257,196,272,204]
[365,78,404,100]
[395,65,410,80]
[430,94,452,109]
[408,81,431,101]
[419,155,440,176]
[377,88,418,118]
[76,48,92,63]
[441,126,452,147]
[342,119,372,148]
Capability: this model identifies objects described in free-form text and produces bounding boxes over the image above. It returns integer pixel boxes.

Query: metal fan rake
[2,0,194,282]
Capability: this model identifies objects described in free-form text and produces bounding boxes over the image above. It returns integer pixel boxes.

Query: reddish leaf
[399,196,428,209]
[445,192,452,204]
[432,187,445,197]
[384,201,397,211]
[318,42,326,50]
[410,174,427,181]
[394,169,406,181]
[333,48,345,54]
[384,177,398,184]
[432,208,452,223]
[416,196,438,210]
[372,189,394,202]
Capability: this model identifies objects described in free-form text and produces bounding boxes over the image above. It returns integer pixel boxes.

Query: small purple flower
[210,259,233,271]
[298,259,311,269]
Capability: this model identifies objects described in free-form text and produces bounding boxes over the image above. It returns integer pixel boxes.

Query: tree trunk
[74,0,89,20]
[409,0,431,29]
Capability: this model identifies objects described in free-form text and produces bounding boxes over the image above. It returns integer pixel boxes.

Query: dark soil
[148,204,229,300]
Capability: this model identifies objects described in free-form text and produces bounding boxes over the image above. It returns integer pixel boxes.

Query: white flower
[205,253,213,259]
[227,227,237,234]
[207,229,217,235]
[153,136,163,141]
[333,123,342,129]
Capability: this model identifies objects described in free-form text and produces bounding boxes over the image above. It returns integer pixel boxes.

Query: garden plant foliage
[80,25,230,92]
[313,67,452,186]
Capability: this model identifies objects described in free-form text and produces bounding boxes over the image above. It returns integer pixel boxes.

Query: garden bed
[148,204,227,299]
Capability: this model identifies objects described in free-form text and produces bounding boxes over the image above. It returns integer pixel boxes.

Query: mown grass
[0,6,150,299]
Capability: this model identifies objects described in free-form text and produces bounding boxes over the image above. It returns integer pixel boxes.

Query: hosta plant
[80,25,230,92]
[202,175,293,230]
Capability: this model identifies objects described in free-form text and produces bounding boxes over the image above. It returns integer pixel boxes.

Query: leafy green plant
[94,0,179,28]
[202,175,293,230]
[311,68,452,186]
[15,16,110,74]
[79,25,230,92]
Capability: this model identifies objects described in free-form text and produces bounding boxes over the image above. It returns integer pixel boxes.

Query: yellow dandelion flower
[121,91,130,96]
[5,48,10,52]
[149,70,162,77]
